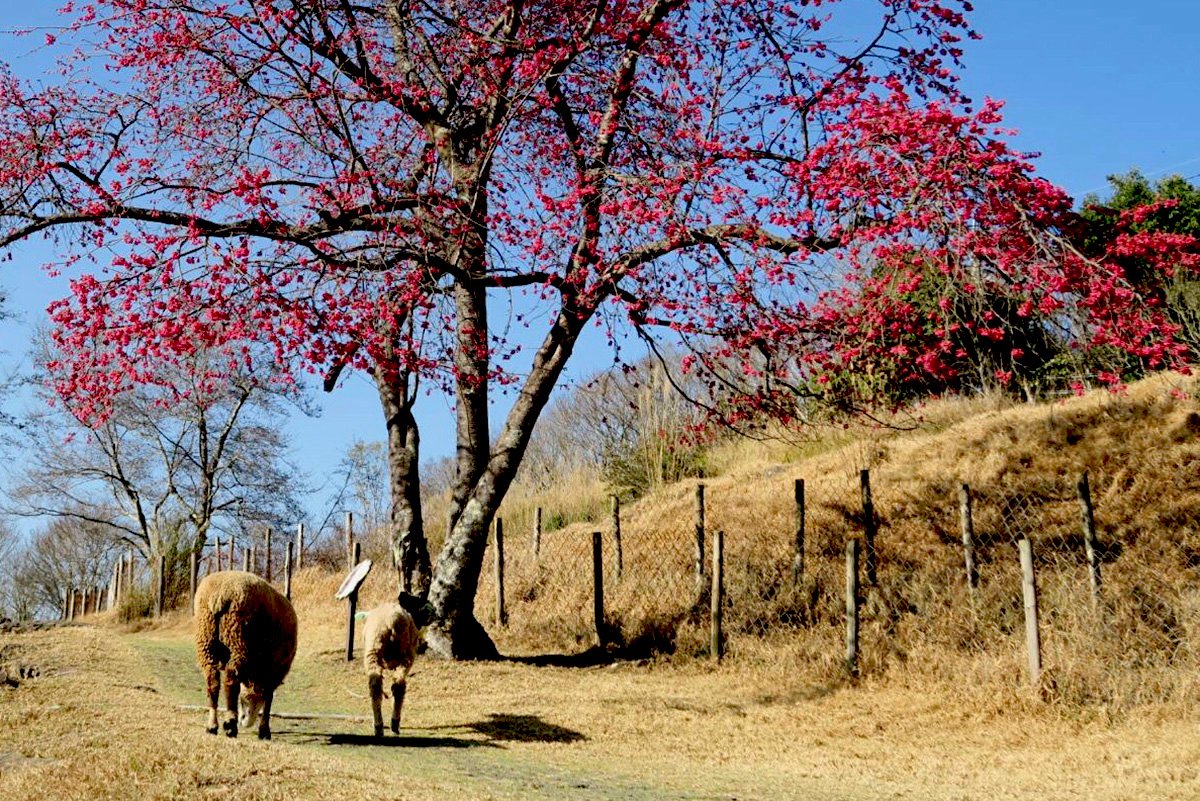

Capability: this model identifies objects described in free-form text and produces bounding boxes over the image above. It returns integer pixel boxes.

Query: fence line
[41,461,1200,707]
[466,463,1199,704]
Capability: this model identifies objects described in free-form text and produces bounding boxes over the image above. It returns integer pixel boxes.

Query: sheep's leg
[204,668,221,735]
[222,672,239,738]
[390,677,406,735]
[368,672,384,738]
[257,691,273,741]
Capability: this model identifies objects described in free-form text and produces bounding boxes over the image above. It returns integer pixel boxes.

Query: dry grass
[12,375,1197,797]
[4,575,1200,800]
[460,373,1200,713]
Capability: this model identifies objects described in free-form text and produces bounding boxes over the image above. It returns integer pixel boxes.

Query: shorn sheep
[362,592,433,738]
[194,571,298,740]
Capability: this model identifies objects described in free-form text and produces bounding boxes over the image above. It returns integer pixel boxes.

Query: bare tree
[0,517,24,618]
[6,344,307,595]
[6,518,117,620]
[520,355,708,497]
[312,440,392,564]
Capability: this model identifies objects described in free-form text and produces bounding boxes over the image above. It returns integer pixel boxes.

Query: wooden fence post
[1076,471,1102,605]
[959,483,979,591]
[264,528,272,583]
[284,541,294,601]
[711,529,725,662]
[611,495,623,580]
[792,478,806,580]
[1018,538,1042,687]
[189,550,198,610]
[532,507,542,562]
[296,522,305,570]
[345,511,355,571]
[346,542,362,662]
[694,483,706,591]
[243,547,251,572]
[155,555,166,618]
[494,517,507,627]
[845,539,860,677]
[860,469,878,586]
[110,560,121,610]
[592,531,605,648]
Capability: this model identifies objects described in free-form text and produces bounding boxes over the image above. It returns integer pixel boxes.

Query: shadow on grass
[503,640,657,668]
[463,713,586,744]
[502,612,690,668]
[505,648,612,668]
[326,733,492,749]
[310,713,585,748]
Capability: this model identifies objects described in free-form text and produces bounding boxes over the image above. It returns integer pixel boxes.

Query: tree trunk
[424,497,500,660]
[424,303,586,659]
[426,275,496,659]
[446,280,491,536]
[376,368,431,596]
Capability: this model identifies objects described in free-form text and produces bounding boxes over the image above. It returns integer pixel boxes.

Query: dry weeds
[2,600,1199,800]
[7,374,1200,798]
[472,373,1200,712]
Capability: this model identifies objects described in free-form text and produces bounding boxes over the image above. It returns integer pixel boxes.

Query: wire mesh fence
[55,404,1200,711]
[474,455,1200,707]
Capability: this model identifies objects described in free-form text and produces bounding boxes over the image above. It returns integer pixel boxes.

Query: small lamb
[194,571,298,740]
[362,591,433,738]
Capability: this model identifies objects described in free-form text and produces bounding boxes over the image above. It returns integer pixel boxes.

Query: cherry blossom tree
[0,1,1194,656]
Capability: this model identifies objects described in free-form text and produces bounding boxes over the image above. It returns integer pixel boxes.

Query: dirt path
[3,623,1199,800]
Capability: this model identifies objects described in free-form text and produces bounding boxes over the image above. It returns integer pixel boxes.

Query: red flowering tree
[0,1,1193,656]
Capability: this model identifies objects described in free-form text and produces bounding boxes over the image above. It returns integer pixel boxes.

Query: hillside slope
[479,373,1200,708]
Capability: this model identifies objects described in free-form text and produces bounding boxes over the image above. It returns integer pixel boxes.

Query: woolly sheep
[194,570,298,740]
[362,592,433,738]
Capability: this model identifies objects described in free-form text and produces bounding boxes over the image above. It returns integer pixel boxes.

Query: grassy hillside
[7,373,1200,800]
[476,372,1200,710]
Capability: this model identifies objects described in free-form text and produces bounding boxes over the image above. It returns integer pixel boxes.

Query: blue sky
[960,2,1200,198]
[1,2,1198,529]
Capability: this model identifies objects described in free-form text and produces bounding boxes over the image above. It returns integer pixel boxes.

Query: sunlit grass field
[4,374,1200,799]
[2,586,1199,800]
